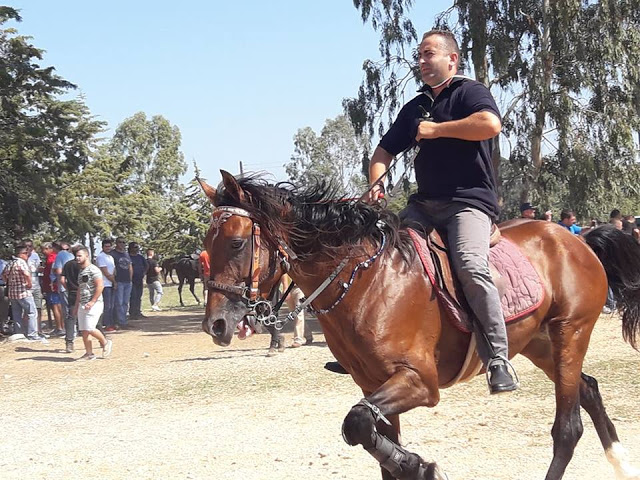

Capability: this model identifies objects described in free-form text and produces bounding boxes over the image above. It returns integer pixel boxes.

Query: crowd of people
[0,237,165,360]
[519,203,640,240]
[1,201,635,362]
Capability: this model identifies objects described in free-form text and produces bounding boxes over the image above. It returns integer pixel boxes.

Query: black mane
[215,175,414,262]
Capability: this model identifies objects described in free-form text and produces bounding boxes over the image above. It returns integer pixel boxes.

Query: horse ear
[220,170,246,203]
[196,177,218,206]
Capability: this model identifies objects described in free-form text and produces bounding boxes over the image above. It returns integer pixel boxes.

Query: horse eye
[231,239,245,250]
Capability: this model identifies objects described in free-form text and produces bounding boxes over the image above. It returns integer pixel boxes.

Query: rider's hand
[366,183,385,204]
[415,120,439,142]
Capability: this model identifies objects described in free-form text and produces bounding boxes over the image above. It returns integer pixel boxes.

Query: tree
[346,1,640,221]
[55,113,189,254]
[286,114,369,194]
[0,7,104,242]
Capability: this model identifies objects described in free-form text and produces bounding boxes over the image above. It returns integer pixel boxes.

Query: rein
[206,205,387,330]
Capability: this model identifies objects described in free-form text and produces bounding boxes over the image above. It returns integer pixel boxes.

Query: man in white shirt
[96,238,116,332]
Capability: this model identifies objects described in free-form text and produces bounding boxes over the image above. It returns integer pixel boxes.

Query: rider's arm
[367,146,395,202]
[416,111,501,142]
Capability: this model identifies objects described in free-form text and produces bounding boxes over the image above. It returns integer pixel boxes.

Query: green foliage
[0,7,105,242]
[286,115,369,195]
[146,178,210,257]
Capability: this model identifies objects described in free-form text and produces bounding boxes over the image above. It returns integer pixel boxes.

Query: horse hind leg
[177,278,185,306]
[521,321,595,480]
[580,373,640,479]
[189,279,201,304]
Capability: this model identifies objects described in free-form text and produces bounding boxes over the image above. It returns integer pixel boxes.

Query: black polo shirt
[379,76,501,219]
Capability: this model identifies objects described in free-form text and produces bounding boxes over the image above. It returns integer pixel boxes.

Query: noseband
[206,206,293,327]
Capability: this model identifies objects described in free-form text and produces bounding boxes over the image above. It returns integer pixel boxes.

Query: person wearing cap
[519,202,536,219]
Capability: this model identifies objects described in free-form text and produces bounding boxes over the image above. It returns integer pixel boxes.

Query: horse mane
[215,174,415,263]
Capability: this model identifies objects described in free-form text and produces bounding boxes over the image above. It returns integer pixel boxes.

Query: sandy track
[1,310,639,480]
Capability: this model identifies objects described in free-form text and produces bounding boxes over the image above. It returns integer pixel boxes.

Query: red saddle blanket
[408,228,545,333]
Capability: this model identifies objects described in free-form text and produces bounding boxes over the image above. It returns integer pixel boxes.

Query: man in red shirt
[41,242,63,335]
[199,250,210,303]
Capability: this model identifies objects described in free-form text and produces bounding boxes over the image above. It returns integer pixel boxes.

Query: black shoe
[488,363,518,394]
[324,361,349,375]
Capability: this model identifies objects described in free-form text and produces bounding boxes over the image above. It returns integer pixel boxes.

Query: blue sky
[8,1,450,184]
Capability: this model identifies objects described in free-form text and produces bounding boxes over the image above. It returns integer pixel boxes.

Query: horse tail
[584,224,640,349]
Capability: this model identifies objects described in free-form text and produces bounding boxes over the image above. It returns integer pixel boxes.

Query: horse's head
[198,171,290,346]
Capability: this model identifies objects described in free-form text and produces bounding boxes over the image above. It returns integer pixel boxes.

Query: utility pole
[239,161,244,175]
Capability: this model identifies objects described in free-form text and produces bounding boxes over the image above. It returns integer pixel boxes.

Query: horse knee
[342,405,376,448]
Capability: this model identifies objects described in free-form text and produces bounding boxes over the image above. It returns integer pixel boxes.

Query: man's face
[418,35,457,86]
[75,250,89,266]
[102,243,112,253]
[522,208,536,219]
[563,215,577,226]
[115,239,126,251]
[147,249,154,258]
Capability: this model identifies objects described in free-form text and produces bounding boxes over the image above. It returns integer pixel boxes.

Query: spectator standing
[145,249,163,311]
[281,274,313,348]
[110,237,133,329]
[60,245,82,353]
[52,241,74,337]
[558,209,584,234]
[73,246,112,360]
[42,242,64,335]
[128,242,148,319]
[519,202,536,219]
[622,215,640,242]
[609,209,622,223]
[2,245,47,342]
[543,210,553,221]
[0,257,9,329]
[23,239,44,334]
[97,239,117,332]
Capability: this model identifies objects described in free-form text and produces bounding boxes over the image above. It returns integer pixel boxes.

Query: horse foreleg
[580,374,640,480]
[341,369,446,480]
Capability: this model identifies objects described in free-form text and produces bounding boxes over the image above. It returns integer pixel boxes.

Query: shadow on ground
[126,307,324,341]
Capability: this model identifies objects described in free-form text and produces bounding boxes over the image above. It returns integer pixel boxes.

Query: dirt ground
[1,307,639,480]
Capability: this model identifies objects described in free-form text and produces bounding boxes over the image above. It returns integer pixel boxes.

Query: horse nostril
[212,319,226,337]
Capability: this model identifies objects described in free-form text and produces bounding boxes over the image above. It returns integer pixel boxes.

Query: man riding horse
[367,30,516,394]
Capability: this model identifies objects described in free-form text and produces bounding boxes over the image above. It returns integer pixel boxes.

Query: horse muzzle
[202,309,257,347]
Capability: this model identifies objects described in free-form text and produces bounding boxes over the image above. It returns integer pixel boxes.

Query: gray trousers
[400,199,507,364]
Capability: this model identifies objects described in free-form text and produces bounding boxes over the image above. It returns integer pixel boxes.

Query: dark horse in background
[160,257,178,284]
[174,255,201,307]
[199,171,640,480]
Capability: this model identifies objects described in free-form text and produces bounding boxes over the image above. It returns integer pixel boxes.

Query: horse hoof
[422,462,448,480]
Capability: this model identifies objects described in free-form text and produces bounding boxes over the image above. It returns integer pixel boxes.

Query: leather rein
[205,206,386,330]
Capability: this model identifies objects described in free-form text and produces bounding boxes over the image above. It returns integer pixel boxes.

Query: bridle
[206,205,387,330]
[206,206,294,328]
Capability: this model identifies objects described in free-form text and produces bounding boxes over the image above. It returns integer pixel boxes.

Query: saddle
[408,225,543,333]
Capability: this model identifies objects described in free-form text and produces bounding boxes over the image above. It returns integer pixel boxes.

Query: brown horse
[199,171,640,480]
